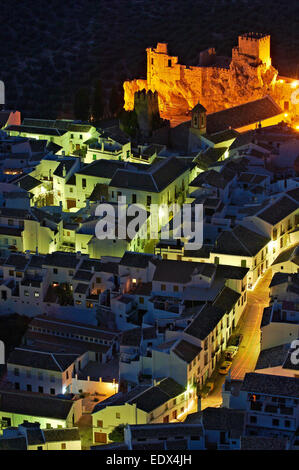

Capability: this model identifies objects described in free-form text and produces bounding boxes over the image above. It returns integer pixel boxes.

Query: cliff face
[124,79,148,111]
[123,46,278,126]
[200,59,278,114]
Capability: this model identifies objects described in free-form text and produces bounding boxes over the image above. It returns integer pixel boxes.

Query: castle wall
[123,35,290,126]
[238,34,271,66]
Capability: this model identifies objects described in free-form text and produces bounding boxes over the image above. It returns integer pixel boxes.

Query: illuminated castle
[124,33,297,126]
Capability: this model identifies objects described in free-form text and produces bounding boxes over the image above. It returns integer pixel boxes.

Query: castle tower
[134,89,160,137]
[237,33,271,67]
[191,102,207,135]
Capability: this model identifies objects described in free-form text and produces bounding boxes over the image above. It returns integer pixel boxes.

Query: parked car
[225,346,238,360]
[218,360,232,375]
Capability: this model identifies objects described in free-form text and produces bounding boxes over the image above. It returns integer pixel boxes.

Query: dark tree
[73,87,90,121]
[91,79,104,122]
[108,424,125,442]
[109,85,124,117]
[119,109,138,137]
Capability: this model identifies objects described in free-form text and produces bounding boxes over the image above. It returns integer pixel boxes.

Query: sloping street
[200,269,272,410]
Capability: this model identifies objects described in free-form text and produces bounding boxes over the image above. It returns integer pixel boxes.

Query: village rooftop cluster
[0,33,298,451]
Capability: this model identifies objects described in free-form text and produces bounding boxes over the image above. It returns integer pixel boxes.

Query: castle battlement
[240,32,270,41]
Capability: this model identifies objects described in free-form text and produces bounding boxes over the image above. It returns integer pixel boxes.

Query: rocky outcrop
[123,43,279,126]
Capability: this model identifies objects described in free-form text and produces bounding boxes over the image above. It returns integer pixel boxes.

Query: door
[67,199,76,210]
[94,432,107,443]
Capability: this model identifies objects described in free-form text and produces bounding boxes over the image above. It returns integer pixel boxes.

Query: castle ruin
[124,33,298,127]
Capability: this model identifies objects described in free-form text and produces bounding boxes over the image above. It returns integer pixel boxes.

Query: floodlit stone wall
[124,34,284,125]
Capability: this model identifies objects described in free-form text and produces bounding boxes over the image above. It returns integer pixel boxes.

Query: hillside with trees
[2,0,299,120]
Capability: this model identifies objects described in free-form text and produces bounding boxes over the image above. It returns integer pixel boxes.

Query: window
[14,368,19,376]
[50,388,55,395]
[272,418,279,426]
[34,292,40,297]
[204,353,208,366]
[1,290,7,301]
[250,415,257,423]
[97,420,103,427]
[168,59,172,67]
[82,178,87,189]
[61,443,66,450]
[173,285,179,292]
[116,413,120,419]
[38,386,44,393]
[15,382,20,390]
[96,277,101,284]
[147,195,151,206]
[26,384,32,392]
[53,268,58,274]
[132,194,137,204]
[2,417,11,427]
[161,284,166,291]
[214,256,219,265]
[241,260,247,268]
[139,297,144,304]
[93,154,97,161]
[9,270,14,276]
[285,420,291,428]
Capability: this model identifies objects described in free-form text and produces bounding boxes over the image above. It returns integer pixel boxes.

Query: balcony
[250,401,263,411]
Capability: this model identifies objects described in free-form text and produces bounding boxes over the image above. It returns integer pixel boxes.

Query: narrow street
[231,269,272,380]
[200,269,272,411]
